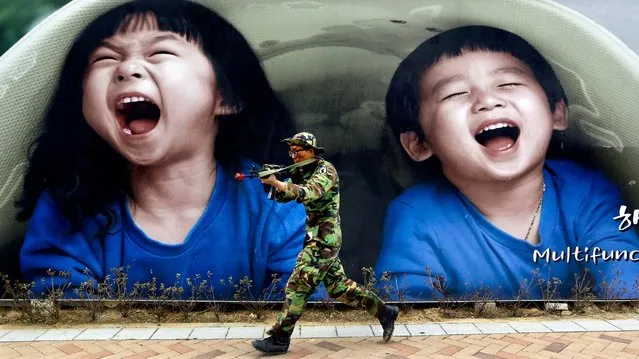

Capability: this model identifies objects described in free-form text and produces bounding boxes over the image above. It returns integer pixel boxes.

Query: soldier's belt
[306,212,332,224]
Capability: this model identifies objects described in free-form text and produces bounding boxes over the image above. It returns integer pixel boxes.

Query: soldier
[252,132,399,354]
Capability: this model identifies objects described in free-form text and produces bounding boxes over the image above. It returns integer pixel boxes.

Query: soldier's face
[289,145,313,163]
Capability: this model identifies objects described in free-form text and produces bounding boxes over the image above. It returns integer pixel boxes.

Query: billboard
[0,0,638,303]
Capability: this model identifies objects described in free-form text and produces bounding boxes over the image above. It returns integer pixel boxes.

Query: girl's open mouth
[116,96,161,135]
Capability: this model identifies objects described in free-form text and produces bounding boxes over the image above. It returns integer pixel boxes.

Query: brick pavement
[1,331,639,358]
[1,319,639,358]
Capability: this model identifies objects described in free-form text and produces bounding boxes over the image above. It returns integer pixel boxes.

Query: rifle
[234,158,318,199]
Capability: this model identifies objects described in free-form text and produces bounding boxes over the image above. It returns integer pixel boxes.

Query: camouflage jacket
[274,157,340,224]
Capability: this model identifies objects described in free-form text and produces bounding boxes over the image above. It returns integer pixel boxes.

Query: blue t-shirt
[20,159,307,299]
[375,159,639,300]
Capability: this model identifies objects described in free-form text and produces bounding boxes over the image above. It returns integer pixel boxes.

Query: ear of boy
[552,100,568,131]
[399,131,433,162]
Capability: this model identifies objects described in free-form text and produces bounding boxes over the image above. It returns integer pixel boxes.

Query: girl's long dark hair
[15,0,297,233]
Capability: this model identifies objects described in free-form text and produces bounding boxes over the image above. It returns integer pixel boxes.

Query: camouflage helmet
[282,132,325,154]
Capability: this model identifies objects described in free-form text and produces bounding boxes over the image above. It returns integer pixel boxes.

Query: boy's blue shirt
[375,158,639,300]
[20,159,309,299]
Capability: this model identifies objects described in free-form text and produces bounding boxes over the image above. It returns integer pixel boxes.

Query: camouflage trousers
[271,219,385,334]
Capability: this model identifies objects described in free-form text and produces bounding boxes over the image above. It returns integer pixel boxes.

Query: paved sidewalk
[1,319,639,358]
[2,319,639,342]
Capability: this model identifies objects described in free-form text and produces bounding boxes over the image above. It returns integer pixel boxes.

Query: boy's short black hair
[385,25,568,142]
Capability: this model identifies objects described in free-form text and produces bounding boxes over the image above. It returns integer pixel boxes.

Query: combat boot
[378,304,399,342]
[252,329,291,354]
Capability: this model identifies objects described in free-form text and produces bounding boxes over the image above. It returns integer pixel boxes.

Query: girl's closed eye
[93,56,116,63]
[90,49,119,64]
[91,55,118,65]
[442,91,468,101]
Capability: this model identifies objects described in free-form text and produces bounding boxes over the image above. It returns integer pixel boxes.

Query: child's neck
[448,165,546,243]
[128,153,217,221]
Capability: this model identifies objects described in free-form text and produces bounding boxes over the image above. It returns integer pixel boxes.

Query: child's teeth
[123,128,132,135]
[480,122,512,133]
[118,96,152,105]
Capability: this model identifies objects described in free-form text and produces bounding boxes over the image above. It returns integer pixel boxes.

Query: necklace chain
[524,181,546,242]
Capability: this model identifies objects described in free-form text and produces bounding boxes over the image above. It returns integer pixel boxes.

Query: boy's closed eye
[150,50,175,56]
[498,82,524,88]
[437,83,469,101]
[441,82,525,101]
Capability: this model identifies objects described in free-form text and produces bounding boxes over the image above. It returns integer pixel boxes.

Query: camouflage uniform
[269,133,385,335]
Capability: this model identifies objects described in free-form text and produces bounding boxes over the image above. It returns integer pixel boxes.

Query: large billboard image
[0,0,638,304]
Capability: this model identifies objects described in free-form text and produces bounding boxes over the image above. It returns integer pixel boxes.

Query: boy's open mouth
[474,121,520,151]
[116,95,161,135]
